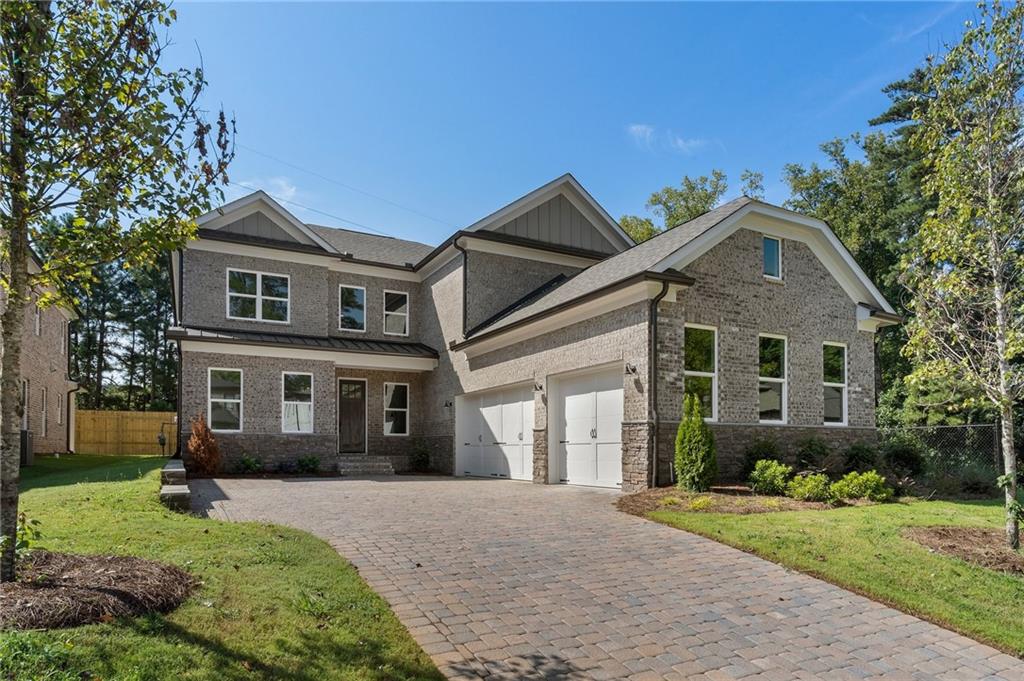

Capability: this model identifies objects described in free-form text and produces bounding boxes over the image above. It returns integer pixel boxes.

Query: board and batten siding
[492,194,616,254]
[219,211,300,243]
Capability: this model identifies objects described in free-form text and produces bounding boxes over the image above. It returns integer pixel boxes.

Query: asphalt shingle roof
[308,224,435,267]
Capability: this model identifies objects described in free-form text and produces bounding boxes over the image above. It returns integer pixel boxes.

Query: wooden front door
[338,379,367,454]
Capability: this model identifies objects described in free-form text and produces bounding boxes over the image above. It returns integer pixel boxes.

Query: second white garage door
[557,368,624,488]
[457,386,535,481]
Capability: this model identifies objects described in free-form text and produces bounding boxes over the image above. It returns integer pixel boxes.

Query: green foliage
[748,459,793,496]
[739,169,765,200]
[0,513,41,560]
[741,437,782,478]
[829,471,894,502]
[238,456,262,474]
[674,394,717,492]
[687,496,714,511]
[0,632,84,681]
[409,438,431,473]
[785,474,832,502]
[844,442,879,473]
[296,456,320,475]
[881,433,927,476]
[619,215,660,243]
[795,437,832,471]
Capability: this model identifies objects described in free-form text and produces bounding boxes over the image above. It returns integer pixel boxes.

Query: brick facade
[20,296,75,454]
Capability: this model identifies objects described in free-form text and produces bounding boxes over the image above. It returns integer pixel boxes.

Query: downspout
[65,386,79,454]
[452,237,468,337]
[648,281,670,488]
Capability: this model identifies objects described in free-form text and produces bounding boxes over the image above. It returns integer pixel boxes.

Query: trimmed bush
[843,442,879,473]
[187,414,221,476]
[409,438,431,473]
[881,434,926,476]
[297,456,320,475]
[786,473,832,502]
[795,437,831,471]
[829,470,894,502]
[748,459,793,495]
[675,394,717,492]
[238,456,262,474]
[741,437,782,478]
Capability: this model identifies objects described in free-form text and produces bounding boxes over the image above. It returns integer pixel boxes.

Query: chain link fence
[879,424,1003,496]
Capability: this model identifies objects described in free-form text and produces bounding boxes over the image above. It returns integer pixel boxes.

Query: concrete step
[160,483,191,512]
[337,456,395,477]
[161,459,187,485]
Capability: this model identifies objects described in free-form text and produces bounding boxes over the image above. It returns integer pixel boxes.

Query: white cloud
[627,123,655,147]
[627,123,709,155]
[667,133,709,156]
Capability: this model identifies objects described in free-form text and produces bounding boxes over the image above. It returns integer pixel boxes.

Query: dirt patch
[0,550,196,630]
[617,486,832,516]
[904,526,1024,577]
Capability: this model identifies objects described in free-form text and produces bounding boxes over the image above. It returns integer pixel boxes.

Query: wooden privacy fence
[76,410,178,456]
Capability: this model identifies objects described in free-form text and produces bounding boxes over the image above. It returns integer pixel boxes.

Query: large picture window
[383,290,409,336]
[823,342,847,425]
[383,382,409,436]
[683,324,717,420]
[282,372,314,433]
[758,334,787,423]
[339,285,366,331]
[763,236,781,280]
[226,269,290,323]
[209,368,243,432]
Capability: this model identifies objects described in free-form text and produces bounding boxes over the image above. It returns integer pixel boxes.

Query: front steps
[160,459,191,511]
[338,455,395,477]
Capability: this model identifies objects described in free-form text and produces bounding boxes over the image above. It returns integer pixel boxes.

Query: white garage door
[457,386,534,480]
[558,369,623,488]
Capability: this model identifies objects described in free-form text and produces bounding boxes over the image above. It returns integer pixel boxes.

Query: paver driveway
[192,476,1024,681]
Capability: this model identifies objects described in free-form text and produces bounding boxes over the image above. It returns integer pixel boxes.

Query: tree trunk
[1000,405,1019,549]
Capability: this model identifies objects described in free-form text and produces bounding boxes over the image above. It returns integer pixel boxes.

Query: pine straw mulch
[617,485,833,517]
[0,550,196,630]
[904,526,1024,577]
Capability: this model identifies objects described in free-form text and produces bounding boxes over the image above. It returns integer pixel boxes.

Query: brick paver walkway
[192,476,1024,680]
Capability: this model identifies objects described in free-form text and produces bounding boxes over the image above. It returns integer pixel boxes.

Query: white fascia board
[856,304,899,333]
[417,247,460,281]
[180,339,438,372]
[652,204,897,315]
[196,191,339,254]
[458,281,662,359]
[187,238,421,282]
[462,236,601,269]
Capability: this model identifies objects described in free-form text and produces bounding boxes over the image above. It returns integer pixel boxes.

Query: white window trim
[208,367,243,433]
[823,341,848,427]
[281,371,314,434]
[57,392,63,426]
[763,235,782,282]
[683,323,718,422]
[40,387,47,438]
[338,284,367,333]
[225,268,291,324]
[383,381,410,436]
[33,303,40,336]
[338,377,368,454]
[758,333,788,424]
[383,289,410,337]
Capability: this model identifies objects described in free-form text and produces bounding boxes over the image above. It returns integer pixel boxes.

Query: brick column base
[532,428,548,483]
[621,421,654,493]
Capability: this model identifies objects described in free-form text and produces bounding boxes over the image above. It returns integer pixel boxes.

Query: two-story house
[168,174,898,491]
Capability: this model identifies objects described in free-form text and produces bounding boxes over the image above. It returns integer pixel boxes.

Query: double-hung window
[20,379,28,430]
[339,285,366,331]
[763,236,782,280]
[823,342,847,425]
[57,392,64,426]
[383,290,409,336]
[226,269,290,323]
[209,368,243,432]
[383,382,409,436]
[61,320,68,355]
[40,388,47,438]
[683,324,717,420]
[758,334,787,423]
[282,372,314,433]
[33,303,40,336]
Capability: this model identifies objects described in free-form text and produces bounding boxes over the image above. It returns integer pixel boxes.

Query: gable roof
[197,191,339,253]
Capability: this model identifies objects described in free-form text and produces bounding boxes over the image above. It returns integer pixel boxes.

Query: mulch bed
[0,550,196,630]
[904,526,1024,577]
[617,485,832,516]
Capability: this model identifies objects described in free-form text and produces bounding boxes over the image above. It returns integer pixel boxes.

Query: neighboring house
[168,174,898,491]
[19,252,77,456]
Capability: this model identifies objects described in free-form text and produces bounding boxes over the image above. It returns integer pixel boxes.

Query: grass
[3,454,442,681]
[649,497,1024,657]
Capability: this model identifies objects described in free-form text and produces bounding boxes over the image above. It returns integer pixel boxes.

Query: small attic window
[763,236,781,280]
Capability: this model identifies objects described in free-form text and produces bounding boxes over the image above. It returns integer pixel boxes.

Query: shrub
[881,434,926,476]
[795,437,831,471]
[0,513,41,561]
[748,459,793,495]
[187,414,221,476]
[843,442,879,473]
[297,456,320,475]
[786,473,832,502]
[409,438,431,473]
[688,496,713,511]
[829,470,894,502]
[238,456,262,474]
[675,394,717,492]
[741,437,782,478]
[958,462,999,495]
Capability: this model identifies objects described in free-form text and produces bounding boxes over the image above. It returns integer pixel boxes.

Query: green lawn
[3,454,442,681]
[650,498,1024,657]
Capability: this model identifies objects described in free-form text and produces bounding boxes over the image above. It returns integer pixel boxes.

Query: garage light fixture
[533,381,544,392]
[624,363,638,375]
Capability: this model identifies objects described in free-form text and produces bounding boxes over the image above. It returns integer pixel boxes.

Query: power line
[237,143,456,228]
[229,180,396,237]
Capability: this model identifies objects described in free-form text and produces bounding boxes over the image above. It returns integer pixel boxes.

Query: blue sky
[168,2,973,245]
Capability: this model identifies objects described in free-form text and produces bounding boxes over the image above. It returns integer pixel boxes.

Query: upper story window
[758,334,787,423]
[33,303,40,336]
[339,285,366,332]
[383,290,409,336]
[61,319,68,355]
[763,236,782,280]
[226,269,289,323]
[282,372,314,433]
[209,368,243,432]
[823,342,847,425]
[383,382,409,436]
[683,324,717,421]
[40,387,47,438]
